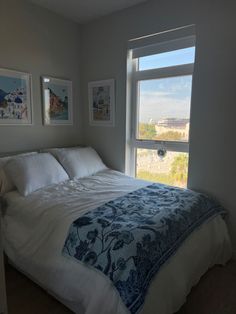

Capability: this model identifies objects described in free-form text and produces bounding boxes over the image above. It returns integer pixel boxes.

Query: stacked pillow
[5,153,69,196]
[52,147,107,179]
[40,146,81,157]
[0,152,37,195]
[2,147,107,197]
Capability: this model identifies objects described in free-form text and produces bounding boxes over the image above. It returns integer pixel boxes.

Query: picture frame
[41,76,73,126]
[88,79,115,127]
[0,68,33,125]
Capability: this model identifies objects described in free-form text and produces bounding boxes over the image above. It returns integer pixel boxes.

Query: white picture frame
[0,68,33,125]
[42,76,73,126]
[88,79,115,127]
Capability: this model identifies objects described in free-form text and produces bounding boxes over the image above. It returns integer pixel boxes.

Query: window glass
[136,149,189,188]
[137,75,192,142]
[139,47,195,71]
[130,33,195,187]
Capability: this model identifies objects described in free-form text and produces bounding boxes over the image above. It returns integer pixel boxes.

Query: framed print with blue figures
[88,79,115,127]
[0,68,32,125]
[42,76,73,125]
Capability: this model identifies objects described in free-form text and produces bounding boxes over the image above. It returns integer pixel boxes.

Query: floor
[5,260,236,314]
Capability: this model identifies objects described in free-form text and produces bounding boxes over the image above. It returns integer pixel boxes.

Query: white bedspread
[2,170,232,314]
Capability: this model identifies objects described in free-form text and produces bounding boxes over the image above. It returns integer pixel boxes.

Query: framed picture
[0,68,32,125]
[88,79,115,126]
[42,76,73,125]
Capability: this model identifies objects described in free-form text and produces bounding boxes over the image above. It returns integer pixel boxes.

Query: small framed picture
[42,76,73,125]
[88,79,115,127]
[0,68,32,125]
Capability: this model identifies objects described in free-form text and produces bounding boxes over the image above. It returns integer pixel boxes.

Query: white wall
[0,0,83,152]
[81,0,236,255]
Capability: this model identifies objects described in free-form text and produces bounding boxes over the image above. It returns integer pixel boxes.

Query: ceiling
[29,0,148,24]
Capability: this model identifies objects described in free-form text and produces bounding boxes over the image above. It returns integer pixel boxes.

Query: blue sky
[49,83,68,100]
[138,47,195,123]
[139,47,195,71]
[139,76,192,122]
[0,75,26,93]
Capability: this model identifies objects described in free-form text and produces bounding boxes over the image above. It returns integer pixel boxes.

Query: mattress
[2,169,232,314]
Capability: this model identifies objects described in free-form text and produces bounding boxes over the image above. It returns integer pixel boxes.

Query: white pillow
[5,153,69,196]
[0,152,37,195]
[41,146,81,158]
[54,147,107,179]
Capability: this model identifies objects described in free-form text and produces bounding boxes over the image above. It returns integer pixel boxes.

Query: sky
[138,47,195,123]
[48,83,68,100]
[139,47,195,71]
[0,75,26,93]
[139,75,192,122]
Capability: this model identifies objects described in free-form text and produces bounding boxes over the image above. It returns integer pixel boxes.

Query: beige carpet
[5,260,236,314]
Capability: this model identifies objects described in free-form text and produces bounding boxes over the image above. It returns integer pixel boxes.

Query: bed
[1,147,232,314]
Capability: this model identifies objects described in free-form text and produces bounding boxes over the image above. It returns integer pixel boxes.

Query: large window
[127,29,195,188]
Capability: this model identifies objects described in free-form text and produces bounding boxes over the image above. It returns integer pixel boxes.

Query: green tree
[155,131,183,141]
[137,170,174,186]
[170,154,188,185]
[139,123,156,139]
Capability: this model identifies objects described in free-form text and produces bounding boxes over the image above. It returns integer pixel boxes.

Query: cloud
[139,90,190,122]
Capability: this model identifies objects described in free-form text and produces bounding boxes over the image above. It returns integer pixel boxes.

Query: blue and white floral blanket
[62,183,225,314]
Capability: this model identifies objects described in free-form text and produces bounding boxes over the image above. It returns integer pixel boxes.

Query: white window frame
[126,26,196,179]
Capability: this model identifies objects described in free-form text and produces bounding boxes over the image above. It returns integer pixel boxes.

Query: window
[127,27,196,188]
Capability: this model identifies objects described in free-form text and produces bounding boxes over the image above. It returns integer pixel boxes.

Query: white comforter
[2,170,232,314]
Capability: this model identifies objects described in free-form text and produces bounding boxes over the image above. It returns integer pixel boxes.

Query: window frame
[127,33,195,179]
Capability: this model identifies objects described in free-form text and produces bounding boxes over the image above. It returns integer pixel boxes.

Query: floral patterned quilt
[62,183,225,314]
